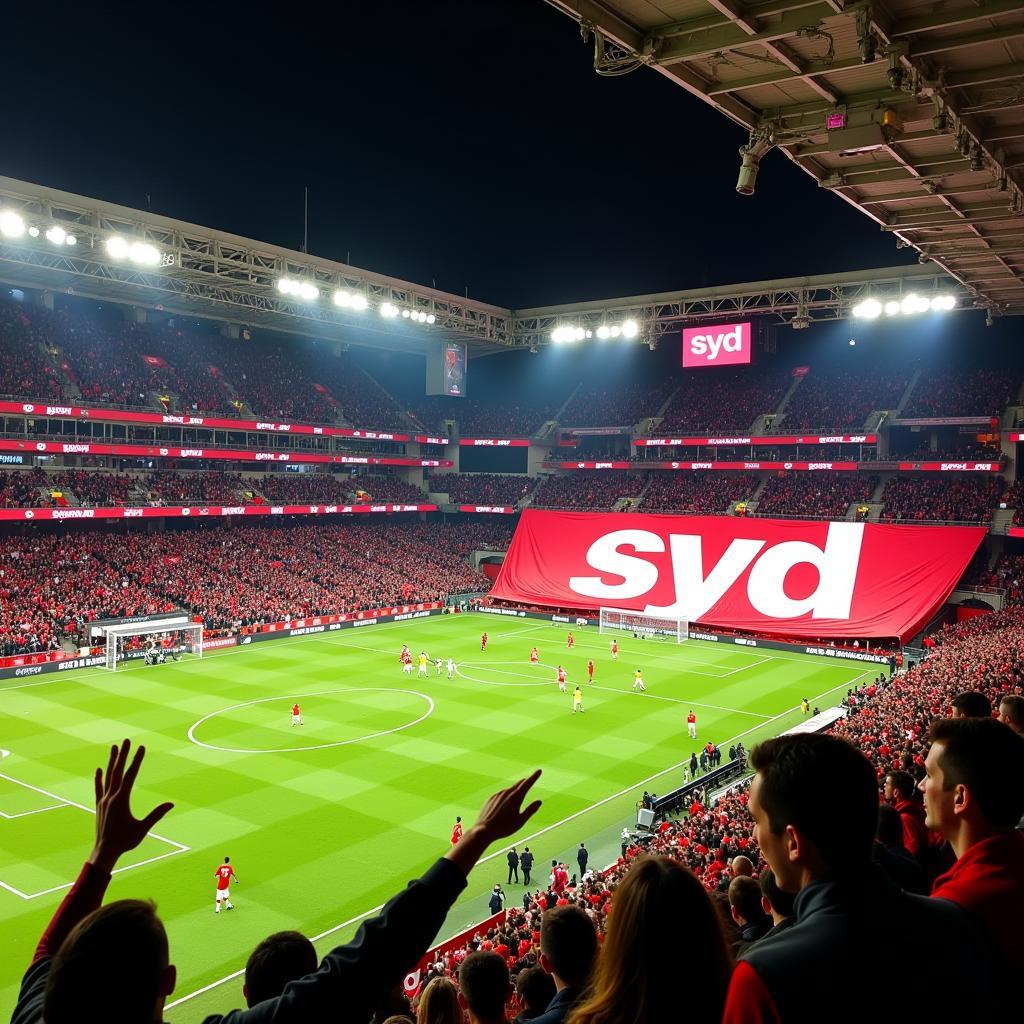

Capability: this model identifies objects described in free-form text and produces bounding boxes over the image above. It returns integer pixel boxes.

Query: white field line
[166,667,874,1013]
[587,683,772,718]
[0,770,190,900]
[0,803,70,819]
[717,655,773,677]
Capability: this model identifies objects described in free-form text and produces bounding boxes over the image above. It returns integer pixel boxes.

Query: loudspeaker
[636,808,655,829]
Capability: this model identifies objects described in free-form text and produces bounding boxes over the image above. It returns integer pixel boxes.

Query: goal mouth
[598,608,689,643]
[99,616,205,671]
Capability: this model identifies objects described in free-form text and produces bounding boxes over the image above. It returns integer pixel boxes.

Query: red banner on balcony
[490,510,985,642]
[0,399,412,442]
[458,438,531,447]
[0,503,438,522]
[636,435,876,447]
[458,505,515,514]
[896,461,1000,472]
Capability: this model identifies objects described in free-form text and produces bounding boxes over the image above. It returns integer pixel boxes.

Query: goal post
[100,616,204,671]
[599,608,689,643]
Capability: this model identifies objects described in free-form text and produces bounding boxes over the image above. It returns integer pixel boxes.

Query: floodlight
[380,302,399,317]
[0,210,26,238]
[610,325,621,338]
[900,294,918,315]
[933,294,956,311]
[277,278,294,294]
[402,309,411,318]
[129,242,160,266]
[596,325,610,340]
[106,236,130,259]
[65,235,76,246]
[426,313,436,324]
[298,282,318,300]
[351,293,368,311]
[333,289,351,306]
[417,311,428,322]
[884,301,901,316]
[574,327,585,341]
[622,319,639,338]
[45,226,67,245]
[28,225,40,238]
[853,298,882,319]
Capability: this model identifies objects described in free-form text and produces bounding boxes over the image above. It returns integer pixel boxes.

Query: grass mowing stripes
[0,614,867,1021]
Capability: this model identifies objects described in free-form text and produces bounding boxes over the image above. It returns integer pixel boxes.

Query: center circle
[187,687,434,753]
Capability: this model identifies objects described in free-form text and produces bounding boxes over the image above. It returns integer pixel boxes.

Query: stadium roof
[543,0,1024,315]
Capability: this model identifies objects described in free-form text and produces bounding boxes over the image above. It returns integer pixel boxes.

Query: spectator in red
[922,716,1024,1012]
[882,770,929,859]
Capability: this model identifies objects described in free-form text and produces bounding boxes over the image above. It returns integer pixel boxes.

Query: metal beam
[946,62,1024,90]
[911,22,1024,58]
[893,0,1024,37]
[707,55,863,96]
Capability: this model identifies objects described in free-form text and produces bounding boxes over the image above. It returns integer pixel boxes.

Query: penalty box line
[0,769,190,901]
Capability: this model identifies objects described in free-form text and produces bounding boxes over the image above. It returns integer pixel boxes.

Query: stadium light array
[553,318,638,344]
[380,301,400,318]
[276,277,319,301]
[333,289,368,311]
[106,236,162,266]
[852,293,956,319]
[0,210,26,238]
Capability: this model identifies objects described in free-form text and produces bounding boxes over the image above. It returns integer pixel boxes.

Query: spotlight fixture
[277,278,319,300]
[333,289,368,310]
[0,210,26,238]
[379,301,399,318]
[851,298,882,319]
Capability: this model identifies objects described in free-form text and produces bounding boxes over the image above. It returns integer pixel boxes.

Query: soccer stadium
[3,3,1024,1024]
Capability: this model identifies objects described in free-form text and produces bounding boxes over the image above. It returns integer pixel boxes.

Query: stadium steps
[893,367,924,416]
[870,477,888,502]
[535,419,559,440]
[1001,404,1021,429]
[750,477,770,501]
[768,373,806,429]
[990,508,1015,535]
[749,413,774,435]
[49,346,83,400]
[552,382,583,425]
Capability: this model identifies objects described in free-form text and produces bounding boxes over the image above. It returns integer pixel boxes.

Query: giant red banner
[490,510,985,641]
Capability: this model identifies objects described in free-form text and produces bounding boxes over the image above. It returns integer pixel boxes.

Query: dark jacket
[725,870,997,1023]
[576,848,588,871]
[528,986,584,1024]
[508,850,520,867]
[520,851,534,871]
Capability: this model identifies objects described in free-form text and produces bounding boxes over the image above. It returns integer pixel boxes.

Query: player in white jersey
[446,657,455,679]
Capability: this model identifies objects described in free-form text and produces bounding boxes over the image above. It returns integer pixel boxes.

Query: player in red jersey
[556,666,567,693]
[291,703,303,726]
[687,710,697,739]
[529,647,539,664]
[566,632,574,650]
[214,856,238,913]
[451,816,463,845]
[481,632,488,652]
[610,640,619,660]
[587,659,594,683]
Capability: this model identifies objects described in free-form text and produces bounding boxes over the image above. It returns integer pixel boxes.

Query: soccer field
[1,614,871,1021]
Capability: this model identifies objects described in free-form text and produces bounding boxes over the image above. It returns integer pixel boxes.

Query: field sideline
[0,614,870,1022]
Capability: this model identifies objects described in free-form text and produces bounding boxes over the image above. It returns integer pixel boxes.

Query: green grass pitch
[0,614,872,1021]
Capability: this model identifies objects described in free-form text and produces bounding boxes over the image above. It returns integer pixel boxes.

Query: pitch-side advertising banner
[489,510,985,641]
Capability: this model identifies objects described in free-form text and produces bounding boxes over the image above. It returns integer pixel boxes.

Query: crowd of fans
[640,473,757,513]
[410,397,559,438]
[903,368,1021,419]
[0,301,67,400]
[755,472,878,518]
[779,369,909,432]
[257,473,361,504]
[0,469,49,507]
[428,473,534,506]
[558,379,676,429]
[531,473,644,510]
[879,475,1003,523]
[139,472,250,506]
[656,369,790,434]
[0,520,493,653]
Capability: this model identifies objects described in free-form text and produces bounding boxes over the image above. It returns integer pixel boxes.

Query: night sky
[1,1,916,310]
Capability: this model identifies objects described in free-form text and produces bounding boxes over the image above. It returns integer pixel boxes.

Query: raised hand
[446,770,542,877]
[89,739,174,874]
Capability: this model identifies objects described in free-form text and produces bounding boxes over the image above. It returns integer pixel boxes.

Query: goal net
[100,616,204,671]
[599,608,689,643]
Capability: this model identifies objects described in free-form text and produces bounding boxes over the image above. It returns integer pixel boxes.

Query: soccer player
[214,856,238,913]
[587,659,594,683]
[556,665,567,693]
[632,669,645,692]
[610,640,619,660]
[434,657,443,676]
[418,652,428,677]
[481,632,488,652]
[401,652,413,675]
[801,697,810,716]
[529,647,539,664]
[451,816,463,845]
[446,656,455,680]
[567,632,574,650]
[400,644,410,661]
[572,685,584,714]
[291,702,303,726]
[687,709,697,739]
